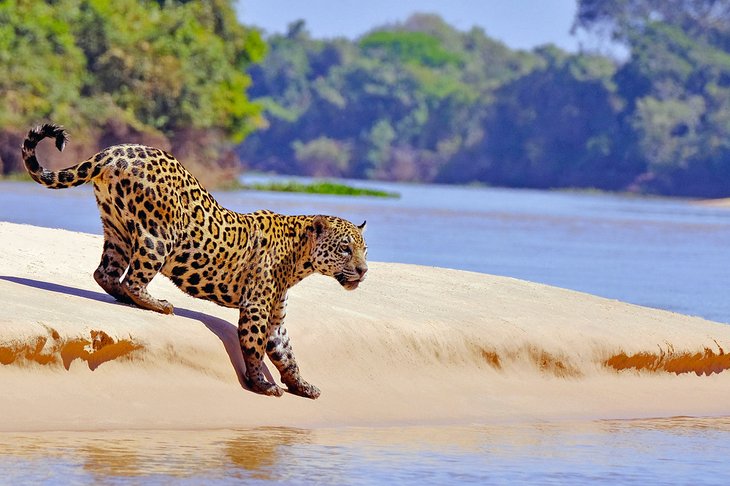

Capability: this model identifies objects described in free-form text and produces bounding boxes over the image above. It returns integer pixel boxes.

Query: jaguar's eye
[341,245,352,256]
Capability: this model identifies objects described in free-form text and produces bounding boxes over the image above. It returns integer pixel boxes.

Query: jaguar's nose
[356,265,368,278]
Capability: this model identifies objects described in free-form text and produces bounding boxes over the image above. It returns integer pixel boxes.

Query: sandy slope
[1,221,729,432]
[695,197,730,208]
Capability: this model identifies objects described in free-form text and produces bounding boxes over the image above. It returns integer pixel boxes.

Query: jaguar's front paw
[157,299,174,315]
[248,379,284,397]
[286,380,321,399]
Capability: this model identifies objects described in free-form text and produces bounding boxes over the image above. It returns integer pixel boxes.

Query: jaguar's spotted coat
[22,124,368,399]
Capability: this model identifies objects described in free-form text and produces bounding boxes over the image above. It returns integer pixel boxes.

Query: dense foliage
[3,1,728,197]
[0,0,265,185]
[240,9,730,197]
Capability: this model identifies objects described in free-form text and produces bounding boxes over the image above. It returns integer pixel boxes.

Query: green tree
[576,0,730,196]
[360,30,463,68]
[619,24,730,195]
[240,11,730,197]
[239,16,537,183]
[0,0,87,127]
[293,137,351,177]
[442,47,634,189]
[573,0,730,44]
[0,0,265,184]
[75,0,265,141]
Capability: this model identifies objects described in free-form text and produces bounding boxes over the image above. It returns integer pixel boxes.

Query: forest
[1,1,730,197]
[0,0,265,187]
[240,1,730,197]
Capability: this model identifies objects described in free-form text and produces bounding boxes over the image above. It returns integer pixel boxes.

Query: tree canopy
[573,0,730,44]
[3,1,729,197]
[240,7,730,197]
[0,0,265,184]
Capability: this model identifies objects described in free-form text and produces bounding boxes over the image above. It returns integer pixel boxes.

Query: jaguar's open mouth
[335,272,362,291]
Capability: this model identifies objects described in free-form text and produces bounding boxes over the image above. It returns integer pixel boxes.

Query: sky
[235,0,595,53]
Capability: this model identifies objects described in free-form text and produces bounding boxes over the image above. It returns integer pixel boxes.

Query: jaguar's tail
[22,124,103,189]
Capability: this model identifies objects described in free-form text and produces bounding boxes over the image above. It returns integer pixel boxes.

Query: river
[2,176,728,322]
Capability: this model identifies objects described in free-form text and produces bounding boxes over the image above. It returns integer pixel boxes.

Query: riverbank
[695,197,730,208]
[1,222,730,432]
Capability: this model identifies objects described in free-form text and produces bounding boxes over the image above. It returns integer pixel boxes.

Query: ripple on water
[1,418,730,484]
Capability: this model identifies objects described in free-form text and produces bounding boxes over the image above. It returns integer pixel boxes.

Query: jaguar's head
[309,215,368,290]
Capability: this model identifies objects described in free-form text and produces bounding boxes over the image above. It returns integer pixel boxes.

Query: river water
[1,178,729,483]
[2,176,729,322]
[0,418,729,485]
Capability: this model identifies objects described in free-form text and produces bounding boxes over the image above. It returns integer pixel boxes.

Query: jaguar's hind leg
[94,239,133,304]
[121,233,173,314]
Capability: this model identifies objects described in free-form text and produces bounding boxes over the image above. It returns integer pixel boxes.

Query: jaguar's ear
[357,220,367,233]
[311,215,329,237]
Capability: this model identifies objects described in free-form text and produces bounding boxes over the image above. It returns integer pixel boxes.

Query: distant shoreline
[3,173,728,204]
[694,197,730,208]
[222,178,399,198]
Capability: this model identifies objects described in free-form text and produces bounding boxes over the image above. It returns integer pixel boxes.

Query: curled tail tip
[26,123,68,152]
[43,123,68,152]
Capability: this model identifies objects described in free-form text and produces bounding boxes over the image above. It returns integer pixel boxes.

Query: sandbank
[694,197,730,208]
[1,222,729,432]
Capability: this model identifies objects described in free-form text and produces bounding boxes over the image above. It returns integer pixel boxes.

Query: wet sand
[1,222,730,431]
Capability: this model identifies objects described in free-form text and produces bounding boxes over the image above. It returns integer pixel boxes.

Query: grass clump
[0,172,32,182]
[228,180,398,198]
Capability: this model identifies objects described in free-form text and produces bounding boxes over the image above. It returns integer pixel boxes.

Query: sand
[1,221,729,432]
[694,197,730,208]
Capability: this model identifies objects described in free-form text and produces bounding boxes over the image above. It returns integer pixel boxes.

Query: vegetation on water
[0,172,31,182]
[249,181,397,198]
[240,2,730,197]
[220,179,398,198]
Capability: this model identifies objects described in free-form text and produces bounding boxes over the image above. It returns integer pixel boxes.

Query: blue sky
[236,0,591,52]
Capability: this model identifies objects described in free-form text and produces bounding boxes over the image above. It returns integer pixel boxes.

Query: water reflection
[1,418,729,483]
[224,427,312,480]
[0,427,314,482]
[82,441,144,478]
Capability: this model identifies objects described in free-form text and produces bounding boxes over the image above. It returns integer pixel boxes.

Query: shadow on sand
[0,275,278,390]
